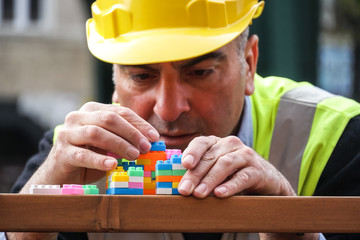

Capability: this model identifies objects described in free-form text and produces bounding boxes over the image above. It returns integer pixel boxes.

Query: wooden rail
[1,194,360,233]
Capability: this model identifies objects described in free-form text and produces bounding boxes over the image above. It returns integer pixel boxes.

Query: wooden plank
[0,194,360,233]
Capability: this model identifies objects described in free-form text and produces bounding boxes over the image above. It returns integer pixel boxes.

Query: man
[7,0,360,239]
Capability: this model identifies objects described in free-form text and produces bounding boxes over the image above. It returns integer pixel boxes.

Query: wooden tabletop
[1,194,360,233]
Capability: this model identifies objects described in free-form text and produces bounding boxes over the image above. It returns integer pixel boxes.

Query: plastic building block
[165,149,182,160]
[172,176,183,182]
[144,181,156,189]
[129,182,144,189]
[156,160,172,170]
[172,182,179,188]
[110,181,129,188]
[30,185,61,195]
[129,176,144,183]
[156,188,172,195]
[143,189,156,195]
[172,188,180,195]
[170,154,182,164]
[155,169,172,176]
[150,141,166,151]
[112,172,129,182]
[144,171,152,177]
[83,185,99,195]
[138,152,166,161]
[172,169,186,176]
[156,175,173,182]
[136,158,151,165]
[156,182,172,188]
[106,188,143,195]
[122,161,140,171]
[61,184,84,195]
[128,167,144,177]
[144,165,155,171]
[144,177,152,183]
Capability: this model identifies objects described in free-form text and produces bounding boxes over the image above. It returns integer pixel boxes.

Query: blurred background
[0,0,359,192]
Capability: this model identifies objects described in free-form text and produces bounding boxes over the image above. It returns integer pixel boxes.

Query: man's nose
[153,74,190,122]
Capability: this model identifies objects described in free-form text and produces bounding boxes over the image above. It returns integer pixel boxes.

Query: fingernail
[147,129,159,141]
[182,155,194,167]
[139,139,151,153]
[216,186,228,196]
[105,159,116,169]
[126,147,139,159]
[194,183,207,195]
[178,180,193,194]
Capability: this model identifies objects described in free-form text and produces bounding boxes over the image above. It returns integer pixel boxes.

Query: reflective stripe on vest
[268,86,334,194]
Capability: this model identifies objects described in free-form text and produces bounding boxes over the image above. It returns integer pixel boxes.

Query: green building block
[83,185,99,195]
[173,169,186,176]
[156,169,172,176]
[128,167,144,177]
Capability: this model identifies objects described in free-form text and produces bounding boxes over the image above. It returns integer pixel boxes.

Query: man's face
[113,39,256,150]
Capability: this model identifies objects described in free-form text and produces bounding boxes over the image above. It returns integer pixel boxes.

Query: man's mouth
[159,133,200,150]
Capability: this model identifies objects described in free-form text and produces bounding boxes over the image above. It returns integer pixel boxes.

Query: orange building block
[143,189,156,195]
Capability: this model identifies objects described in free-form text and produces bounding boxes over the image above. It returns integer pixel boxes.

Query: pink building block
[129,182,144,189]
[165,149,182,160]
[144,171,152,178]
[61,184,84,195]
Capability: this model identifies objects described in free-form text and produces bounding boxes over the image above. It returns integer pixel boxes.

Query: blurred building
[0,0,94,192]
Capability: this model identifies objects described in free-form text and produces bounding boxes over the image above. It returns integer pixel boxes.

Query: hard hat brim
[86,2,263,65]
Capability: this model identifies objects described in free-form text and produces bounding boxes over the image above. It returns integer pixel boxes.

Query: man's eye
[188,69,214,78]
[130,73,152,81]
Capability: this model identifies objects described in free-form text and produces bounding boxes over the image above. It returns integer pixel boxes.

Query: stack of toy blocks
[107,166,144,195]
[155,155,186,194]
[30,184,99,195]
[106,141,186,195]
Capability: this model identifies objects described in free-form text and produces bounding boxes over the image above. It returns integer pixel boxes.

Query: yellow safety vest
[251,74,360,196]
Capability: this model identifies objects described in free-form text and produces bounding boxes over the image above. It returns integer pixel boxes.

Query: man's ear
[112,91,119,103]
[244,34,259,96]
[112,64,120,103]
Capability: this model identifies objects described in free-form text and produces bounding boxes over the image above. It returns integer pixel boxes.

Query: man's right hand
[22,102,159,189]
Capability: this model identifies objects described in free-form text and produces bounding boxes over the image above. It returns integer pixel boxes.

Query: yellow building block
[136,158,151,165]
[172,182,179,188]
[112,172,129,182]
[144,177,152,183]
[144,181,156,189]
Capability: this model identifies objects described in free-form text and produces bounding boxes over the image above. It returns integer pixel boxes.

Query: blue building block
[106,188,143,195]
[172,188,180,195]
[122,161,144,171]
[150,141,166,151]
[156,160,172,170]
[170,154,182,164]
[156,182,172,188]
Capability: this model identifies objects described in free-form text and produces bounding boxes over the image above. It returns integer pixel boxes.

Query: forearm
[260,233,319,240]
[6,232,57,240]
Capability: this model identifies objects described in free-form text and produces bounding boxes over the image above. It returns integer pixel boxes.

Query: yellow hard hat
[86,0,264,65]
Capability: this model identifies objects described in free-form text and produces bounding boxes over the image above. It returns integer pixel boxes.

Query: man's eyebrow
[119,64,155,70]
[178,51,226,68]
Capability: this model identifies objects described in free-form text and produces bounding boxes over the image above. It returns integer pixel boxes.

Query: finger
[65,110,156,154]
[64,125,141,160]
[78,102,159,142]
[62,145,118,172]
[192,151,242,198]
[181,136,219,169]
[213,166,261,198]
